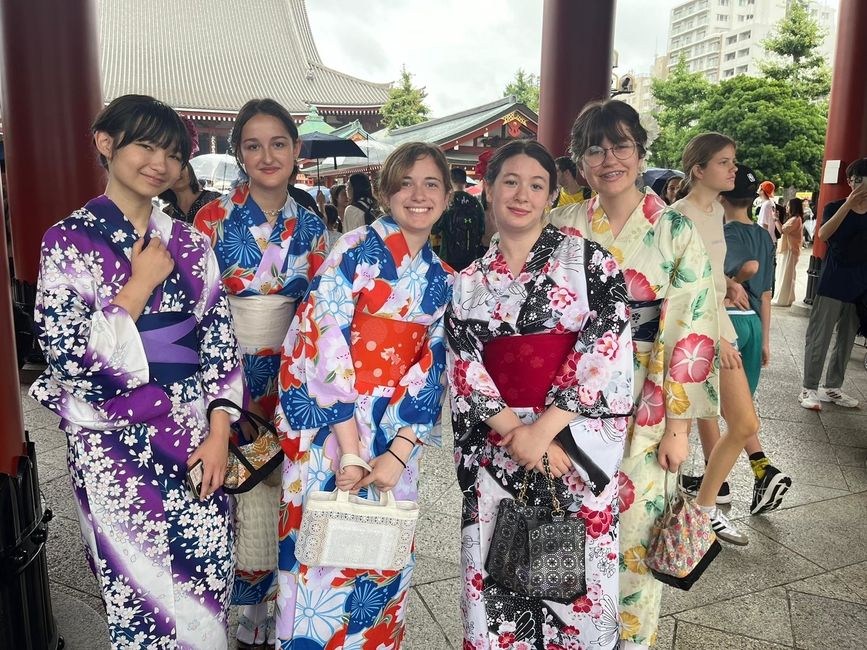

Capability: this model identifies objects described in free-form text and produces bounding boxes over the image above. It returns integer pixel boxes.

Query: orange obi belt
[350,311,426,394]
[482,332,579,409]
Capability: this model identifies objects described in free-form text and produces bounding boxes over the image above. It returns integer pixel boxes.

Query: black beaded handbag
[485,455,587,603]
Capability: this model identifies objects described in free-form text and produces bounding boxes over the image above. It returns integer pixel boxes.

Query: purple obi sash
[136,312,200,388]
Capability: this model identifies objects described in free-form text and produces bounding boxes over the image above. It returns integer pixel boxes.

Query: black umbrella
[299,133,367,183]
[643,168,685,195]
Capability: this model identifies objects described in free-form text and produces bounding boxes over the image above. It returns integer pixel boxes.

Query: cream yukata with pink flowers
[446,224,634,649]
[551,189,720,647]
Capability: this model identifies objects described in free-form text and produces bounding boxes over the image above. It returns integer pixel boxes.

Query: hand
[725,280,750,310]
[131,237,174,291]
[847,179,867,212]
[356,453,406,493]
[187,411,230,500]
[501,424,549,470]
[719,338,742,370]
[657,428,688,473]
[534,440,572,478]
[336,464,368,492]
[762,343,771,368]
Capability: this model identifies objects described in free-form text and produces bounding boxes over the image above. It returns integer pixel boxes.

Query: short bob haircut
[555,155,577,177]
[569,99,648,164]
[376,142,450,206]
[484,140,557,195]
[230,98,299,169]
[91,94,192,170]
[846,157,867,180]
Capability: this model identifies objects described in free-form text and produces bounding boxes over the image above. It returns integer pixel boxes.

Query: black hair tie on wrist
[393,434,415,446]
[386,448,407,468]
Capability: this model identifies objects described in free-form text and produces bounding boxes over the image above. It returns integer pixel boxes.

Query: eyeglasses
[582,142,636,167]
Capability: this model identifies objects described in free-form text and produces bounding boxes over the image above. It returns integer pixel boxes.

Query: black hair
[846,158,867,179]
[91,94,192,169]
[569,99,648,162]
[450,167,467,184]
[230,98,299,170]
[348,172,374,204]
[324,204,341,231]
[555,156,577,177]
[484,140,557,194]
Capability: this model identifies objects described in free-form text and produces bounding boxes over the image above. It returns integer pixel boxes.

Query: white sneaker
[710,508,749,546]
[799,388,822,411]
[818,387,860,408]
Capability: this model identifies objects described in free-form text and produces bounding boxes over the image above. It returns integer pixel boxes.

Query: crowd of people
[26,92,867,650]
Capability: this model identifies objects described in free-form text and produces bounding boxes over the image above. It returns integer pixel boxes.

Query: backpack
[444,191,484,270]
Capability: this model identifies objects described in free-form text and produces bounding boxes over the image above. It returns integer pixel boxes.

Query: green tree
[760,0,831,100]
[697,76,825,190]
[381,65,431,130]
[648,57,712,168]
[504,69,540,112]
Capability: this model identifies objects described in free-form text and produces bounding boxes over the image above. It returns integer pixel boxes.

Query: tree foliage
[504,69,540,112]
[649,4,829,190]
[381,65,431,130]
[760,0,831,100]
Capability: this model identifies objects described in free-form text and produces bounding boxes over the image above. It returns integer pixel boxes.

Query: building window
[738,48,749,57]
[738,0,746,5]
[719,0,729,4]
[735,65,748,74]
[724,68,735,77]
[726,35,737,44]
[740,30,751,40]
[718,13,729,21]
[725,52,736,60]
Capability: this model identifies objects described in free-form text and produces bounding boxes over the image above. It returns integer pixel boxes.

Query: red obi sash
[482,332,579,409]
[350,311,426,394]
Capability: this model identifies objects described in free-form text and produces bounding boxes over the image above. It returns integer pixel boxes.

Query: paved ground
[20,246,867,649]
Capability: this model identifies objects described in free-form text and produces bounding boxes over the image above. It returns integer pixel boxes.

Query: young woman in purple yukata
[29,94,244,649]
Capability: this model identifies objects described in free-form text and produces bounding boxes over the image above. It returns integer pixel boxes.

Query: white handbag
[295,454,419,572]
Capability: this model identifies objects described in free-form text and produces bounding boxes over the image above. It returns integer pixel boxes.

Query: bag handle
[516,453,564,517]
[207,397,277,439]
[334,454,397,507]
[661,467,684,518]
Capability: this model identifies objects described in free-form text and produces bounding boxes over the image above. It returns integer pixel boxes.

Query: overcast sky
[307,0,838,118]
[307,0,685,117]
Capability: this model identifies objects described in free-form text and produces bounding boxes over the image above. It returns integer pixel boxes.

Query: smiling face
[579,127,641,200]
[387,155,449,238]
[694,144,737,194]
[486,153,552,236]
[239,113,301,192]
[96,132,183,201]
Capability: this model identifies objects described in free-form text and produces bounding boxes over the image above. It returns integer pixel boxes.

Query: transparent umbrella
[189,154,241,193]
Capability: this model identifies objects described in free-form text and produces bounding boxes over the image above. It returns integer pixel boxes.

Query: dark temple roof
[97,0,391,114]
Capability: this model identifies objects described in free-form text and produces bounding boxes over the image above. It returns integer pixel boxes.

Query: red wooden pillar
[811,0,867,259]
[538,0,616,158]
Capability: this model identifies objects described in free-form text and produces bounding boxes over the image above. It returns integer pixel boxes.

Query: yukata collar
[482,223,564,279]
[371,215,434,264]
[228,182,298,226]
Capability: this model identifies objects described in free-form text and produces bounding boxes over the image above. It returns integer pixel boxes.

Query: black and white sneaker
[711,508,749,546]
[750,466,792,515]
[679,474,732,505]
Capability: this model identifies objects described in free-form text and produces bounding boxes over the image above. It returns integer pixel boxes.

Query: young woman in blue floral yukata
[194,98,328,649]
[29,94,244,649]
[273,142,455,648]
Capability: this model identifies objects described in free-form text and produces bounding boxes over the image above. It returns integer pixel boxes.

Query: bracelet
[392,434,415,446]
[386,448,407,468]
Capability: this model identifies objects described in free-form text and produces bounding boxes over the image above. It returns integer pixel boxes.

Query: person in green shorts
[720,163,792,515]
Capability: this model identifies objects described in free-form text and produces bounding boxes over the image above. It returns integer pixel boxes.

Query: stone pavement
[19,246,867,649]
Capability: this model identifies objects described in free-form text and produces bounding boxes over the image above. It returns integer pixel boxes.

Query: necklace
[262,208,281,222]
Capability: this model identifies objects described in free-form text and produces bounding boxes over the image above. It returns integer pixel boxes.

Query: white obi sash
[227,294,296,351]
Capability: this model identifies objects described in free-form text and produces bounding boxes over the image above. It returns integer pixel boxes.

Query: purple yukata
[29,195,244,649]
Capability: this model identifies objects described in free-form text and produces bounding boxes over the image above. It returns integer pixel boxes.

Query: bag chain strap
[516,453,564,518]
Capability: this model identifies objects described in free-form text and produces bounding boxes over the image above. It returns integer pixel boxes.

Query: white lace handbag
[295,454,419,572]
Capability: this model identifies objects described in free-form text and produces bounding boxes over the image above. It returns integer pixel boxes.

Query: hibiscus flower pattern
[446,225,632,648]
[550,188,720,646]
[29,199,244,647]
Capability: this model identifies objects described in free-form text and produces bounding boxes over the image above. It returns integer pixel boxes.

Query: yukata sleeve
[28,226,169,429]
[444,271,508,446]
[195,243,244,417]
[383,282,451,447]
[659,211,720,421]
[550,241,634,494]
[277,235,361,445]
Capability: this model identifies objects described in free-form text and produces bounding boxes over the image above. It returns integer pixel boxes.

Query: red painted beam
[538,0,615,158]
[812,0,867,259]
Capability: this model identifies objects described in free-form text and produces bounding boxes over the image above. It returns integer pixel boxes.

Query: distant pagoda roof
[374,95,538,146]
[98,0,391,116]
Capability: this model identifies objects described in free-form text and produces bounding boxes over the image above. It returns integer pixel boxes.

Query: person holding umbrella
[194,98,328,649]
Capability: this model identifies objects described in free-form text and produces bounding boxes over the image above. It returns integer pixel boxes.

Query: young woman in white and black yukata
[446,140,634,649]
